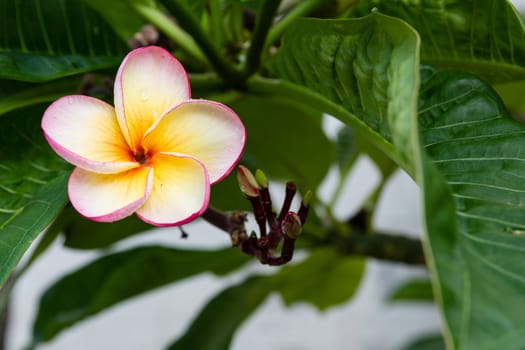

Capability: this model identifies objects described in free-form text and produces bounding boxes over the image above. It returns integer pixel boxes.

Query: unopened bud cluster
[234,166,311,265]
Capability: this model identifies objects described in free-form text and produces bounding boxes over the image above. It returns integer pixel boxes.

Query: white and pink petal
[142,100,245,183]
[136,153,209,226]
[68,166,153,222]
[42,95,138,174]
[114,46,191,151]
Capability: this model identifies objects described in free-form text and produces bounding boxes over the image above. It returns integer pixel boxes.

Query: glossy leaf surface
[353,0,525,83]
[61,207,153,249]
[0,107,70,288]
[388,279,434,302]
[167,249,364,349]
[32,246,250,344]
[274,248,365,310]
[167,276,270,350]
[0,0,127,82]
[231,95,335,191]
[268,13,525,349]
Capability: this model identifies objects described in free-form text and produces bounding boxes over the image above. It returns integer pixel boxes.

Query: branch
[307,209,425,265]
[243,0,282,77]
[129,2,207,64]
[159,0,245,87]
[331,230,425,265]
[264,0,325,52]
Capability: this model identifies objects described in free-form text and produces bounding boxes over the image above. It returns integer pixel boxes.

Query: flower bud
[281,212,302,239]
[255,169,268,189]
[237,165,260,197]
[302,190,313,207]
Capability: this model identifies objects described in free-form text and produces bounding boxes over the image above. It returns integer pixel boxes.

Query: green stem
[188,73,224,90]
[331,229,425,265]
[159,0,245,87]
[231,2,243,43]
[243,0,282,77]
[264,0,324,51]
[129,2,207,64]
[248,76,412,176]
[209,0,224,49]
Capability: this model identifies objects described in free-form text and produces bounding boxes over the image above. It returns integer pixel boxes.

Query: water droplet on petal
[140,89,150,101]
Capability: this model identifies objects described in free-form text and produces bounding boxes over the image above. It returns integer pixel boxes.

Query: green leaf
[267,12,525,350]
[273,248,365,310]
[388,279,434,302]
[168,249,364,349]
[352,0,525,83]
[335,125,357,174]
[0,174,68,287]
[61,206,153,249]
[0,77,80,116]
[83,0,145,41]
[230,95,335,191]
[158,0,206,20]
[494,80,525,115]
[403,334,446,350]
[210,171,252,211]
[0,0,128,82]
[31,246,250,344]
[418,69,525,350]
[266,15,418,173]
[0,105,70,288]
[167,276,271,350]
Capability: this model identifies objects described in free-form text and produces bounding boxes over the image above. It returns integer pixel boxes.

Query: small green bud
[302,190,313,207]
[237,165,260,197]
[281,212,302,239]
[255,169,268,189]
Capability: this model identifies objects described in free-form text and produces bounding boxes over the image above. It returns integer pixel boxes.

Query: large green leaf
[168,249,364,349]
[158,0,206,19]
[418,69,525,350]
[0,77,80,116]
[267,13,525,350]
[230,95,335,191]
[31,246,250,344]
[388,279,434,302]
[83,0,145,41]
[59,206,153,250]
[167,276,271,350]
[353,0,525,83]
[0,0,128,82]
[0,106,71,288]
[404,334,446,350]
[209,171,252,211]
[273,248,364,310]
[265,15,416,172]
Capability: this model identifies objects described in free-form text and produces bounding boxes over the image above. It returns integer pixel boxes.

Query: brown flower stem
[277,182,296,222]
[297,201,310,225]
[259,187,278,231]
[265,236,295,265]
[248,196,267,237]
[200,207,247,247]
[201,206,234,232]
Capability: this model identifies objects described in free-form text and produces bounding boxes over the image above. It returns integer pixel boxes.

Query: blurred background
[6,1,525,349]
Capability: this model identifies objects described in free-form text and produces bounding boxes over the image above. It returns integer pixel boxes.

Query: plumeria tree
[1,0,525,349]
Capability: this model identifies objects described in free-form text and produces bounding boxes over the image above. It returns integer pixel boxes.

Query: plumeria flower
[42,46,245,226]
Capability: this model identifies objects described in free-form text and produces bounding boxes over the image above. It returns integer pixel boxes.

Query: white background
[6,1,525,349]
